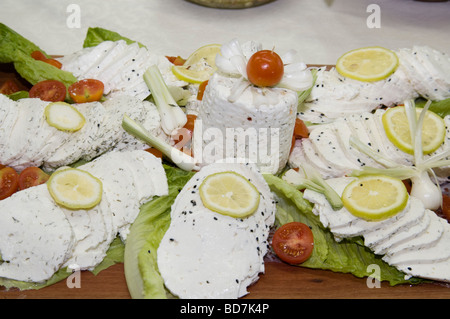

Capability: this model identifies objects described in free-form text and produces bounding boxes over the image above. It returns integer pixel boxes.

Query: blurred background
[1,0,449,64]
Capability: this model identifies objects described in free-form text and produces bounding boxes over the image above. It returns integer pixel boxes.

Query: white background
[1,0,449,64]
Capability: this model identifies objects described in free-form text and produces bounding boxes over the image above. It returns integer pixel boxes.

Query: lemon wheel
[341,175,409,220]
[336,46,399,82]
[382,105,446,155]
[172,44,221,83]
[45,102,85,132]
[199,171,260,218]
[47,168,103,210]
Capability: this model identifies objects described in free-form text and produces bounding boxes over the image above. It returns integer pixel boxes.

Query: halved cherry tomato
[68,79,104,103]
[31,50,62,69]
[197,80,209,101]
[247,50,284,87]
[173,114,197,145]
[0,79,20,95]
[0,166,19,200]
[166,56,186,66]
[31,50,47,61]
[43,58,63,69]
[271,222,314,264]
[293,118,309,139]
[18,167,50,191]
[29,80,66,102]
[145,147,163,159]
[440,194,450,222]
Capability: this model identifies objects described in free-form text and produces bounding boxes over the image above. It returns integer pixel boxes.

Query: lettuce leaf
[415,97,450,118]
[83,27,145,49]
[264,174,424,286]
[124,165,195,299]
[0,23,77,87]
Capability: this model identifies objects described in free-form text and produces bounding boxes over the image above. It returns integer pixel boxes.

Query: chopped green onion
[122,114,199,172]
[143,65,187,135]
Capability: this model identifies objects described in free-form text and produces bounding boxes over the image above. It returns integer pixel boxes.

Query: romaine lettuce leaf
[264,173,425,286]
[0,23,77,88]
[83,27,145,49]
[124,165,195,299]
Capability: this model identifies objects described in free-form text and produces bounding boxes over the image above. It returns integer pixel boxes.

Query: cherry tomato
[68,79,104,103]
[18,167,50,190]
[440,194,450,222]
[271,222,314,264]
[197,80,209,101]
[31,50,62,69]
[145,147,163,159]
[31,50,47,61]
[0,166,19,200]
[246,50,284,87]
[0,79,20,95]
[166,56,186,66]
[293,118,309,139]
[29,80,66,102]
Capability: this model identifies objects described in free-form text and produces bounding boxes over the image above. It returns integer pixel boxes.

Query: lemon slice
[199,171,260,218]
[45,102,85,132]
[336,46,399,82]
[382,105,446,155]
[47,168,102,210]
[172,44,221,83]
[341,175,408,220]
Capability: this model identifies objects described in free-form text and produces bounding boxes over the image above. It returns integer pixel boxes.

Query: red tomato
[166,56,186,66]
[0,166,19,200]
[31,51,62,69]
[18,167,50,191]
[43,58,63,69]
[246,50,284,87]
[29,80,66,102]
[68,79,104,103]
[271,222,314,264]
[145,147,163,159]
[197,80,209,101]
[440,194,450,222]
[31,50,47,61]
[293,118,309,139]
[0,79,20,95]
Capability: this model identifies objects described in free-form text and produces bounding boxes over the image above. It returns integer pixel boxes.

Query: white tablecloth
[1,0,449,64]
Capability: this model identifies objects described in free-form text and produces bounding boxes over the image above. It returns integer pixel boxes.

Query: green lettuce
[124,165,195,299]
[263,174,424,286]
[0,23,77,87]
[83,27,145,49]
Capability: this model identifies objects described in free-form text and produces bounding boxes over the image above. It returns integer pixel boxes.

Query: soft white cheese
[303,176,450,283]
[0,150,168,280]
[0,186,76,282]
[60,40,187,101]
[289,109,450,183]
[157,161,275,299]
[195,71,298,174]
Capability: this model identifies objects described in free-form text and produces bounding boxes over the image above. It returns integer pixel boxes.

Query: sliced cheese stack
[299,46,450,124]
[0,150,168,283]
[289,108,450,182]
[195,72,298,175]
[303,177,450,283]
[0,94,168,172]
[299,66,417,124]
[59,40,185,101]
[157,161,276,299]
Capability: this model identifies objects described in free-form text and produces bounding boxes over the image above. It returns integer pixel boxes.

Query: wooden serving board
[1,261,450,299]
[1,63,450,299]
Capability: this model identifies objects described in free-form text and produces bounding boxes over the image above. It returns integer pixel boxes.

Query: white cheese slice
[157,161,275,299]
[0,186,75,282]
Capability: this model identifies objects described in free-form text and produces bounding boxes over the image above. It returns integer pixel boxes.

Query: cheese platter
[1,23,450,300]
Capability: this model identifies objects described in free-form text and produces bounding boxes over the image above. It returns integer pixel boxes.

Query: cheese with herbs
[157,161,276,299]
